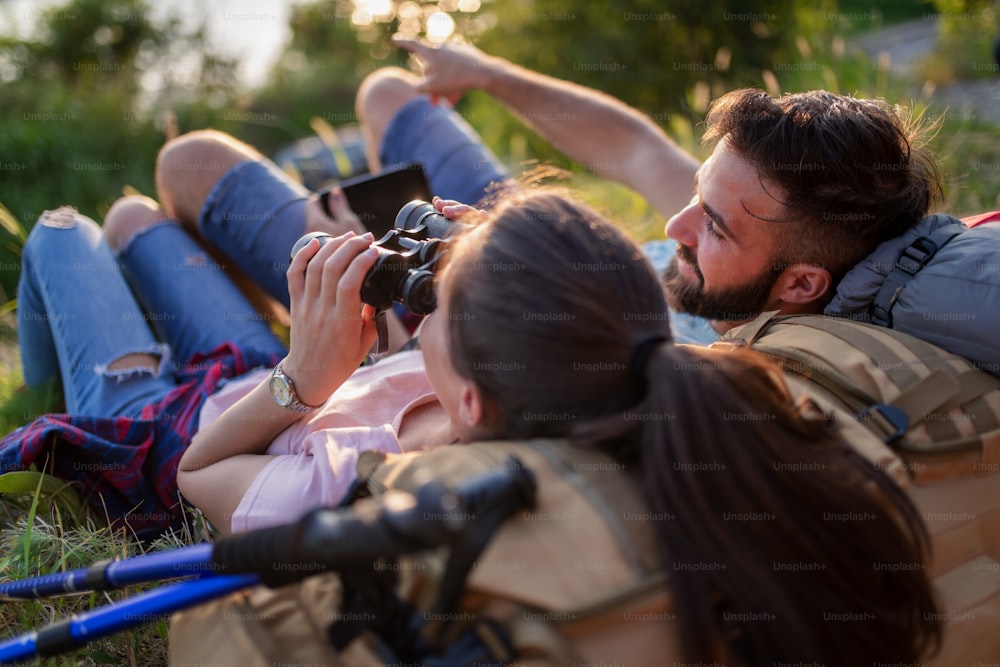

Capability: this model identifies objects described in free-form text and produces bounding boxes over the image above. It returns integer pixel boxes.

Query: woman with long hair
[422,190,941,665]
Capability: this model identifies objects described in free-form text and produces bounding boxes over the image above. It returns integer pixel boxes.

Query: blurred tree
[929,0,999,81]
[466,0,818,168]
[240,0,401,154]
[6,0,154,97]
[476,1,802,119]
[283,0,841,168]
[0,0,241,303]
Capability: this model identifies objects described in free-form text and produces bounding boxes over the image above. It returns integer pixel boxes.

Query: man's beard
[662,243,781,323]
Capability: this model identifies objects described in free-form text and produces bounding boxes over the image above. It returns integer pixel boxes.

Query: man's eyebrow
[692,168,736,240]
[700,199,735,239]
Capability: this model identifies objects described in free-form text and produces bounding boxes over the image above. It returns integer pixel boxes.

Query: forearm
[177,377,301,532]
[478,57,699,215]
[480,57,642,161]
[179,233,377,474]
[399,38,699,215]
[180,379,300,473]
[176,233,378,530]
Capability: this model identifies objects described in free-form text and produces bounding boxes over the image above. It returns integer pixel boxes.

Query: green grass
[0,471,208,666]
[0,255,200,664]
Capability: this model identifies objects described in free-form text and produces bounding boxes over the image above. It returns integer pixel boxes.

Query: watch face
[270,373,293,407]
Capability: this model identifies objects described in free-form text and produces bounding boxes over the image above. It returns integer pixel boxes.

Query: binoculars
[291,200,468,315]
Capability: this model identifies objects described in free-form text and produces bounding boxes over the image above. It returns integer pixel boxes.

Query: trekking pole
[0,456,536,663]
[208,454,536,586]
[0,543,216,600]
[1,455,535,599]
[0,573,259,665]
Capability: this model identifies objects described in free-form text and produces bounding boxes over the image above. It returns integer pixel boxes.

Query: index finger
[336,245,380,310]
[432,196,466,212]
[392,36,431,56]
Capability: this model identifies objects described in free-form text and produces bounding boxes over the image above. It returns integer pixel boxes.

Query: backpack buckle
[896,236,939,275]
[858,403,909,444]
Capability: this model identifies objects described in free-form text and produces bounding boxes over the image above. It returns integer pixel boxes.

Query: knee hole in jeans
[39,207,80,229]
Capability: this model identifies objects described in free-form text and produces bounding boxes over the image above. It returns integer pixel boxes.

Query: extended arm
[395,38,700,219]
[177,231,379,532]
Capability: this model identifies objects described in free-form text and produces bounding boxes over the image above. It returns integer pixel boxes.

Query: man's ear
[771,263,833,308]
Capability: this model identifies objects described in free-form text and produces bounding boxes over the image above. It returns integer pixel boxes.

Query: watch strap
[271,363,321,413]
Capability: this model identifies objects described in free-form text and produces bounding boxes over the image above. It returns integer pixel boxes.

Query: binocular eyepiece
[291,200,468,315]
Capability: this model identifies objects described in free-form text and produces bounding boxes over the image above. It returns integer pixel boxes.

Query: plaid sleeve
[0,342,283,541]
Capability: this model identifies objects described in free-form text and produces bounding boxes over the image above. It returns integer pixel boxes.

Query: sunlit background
[351,0,485,43]
[2,0,1000,311]
[0,0,491,89]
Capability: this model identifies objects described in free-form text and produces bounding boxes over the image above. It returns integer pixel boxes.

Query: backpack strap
[714,310,781,348]
[719,314,979,448]
[870,218,967,327]
[801,317,964,420]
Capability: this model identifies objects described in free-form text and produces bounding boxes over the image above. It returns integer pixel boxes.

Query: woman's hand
[283,232,380,405]
[393,37,501,106]
[432,196,488,223]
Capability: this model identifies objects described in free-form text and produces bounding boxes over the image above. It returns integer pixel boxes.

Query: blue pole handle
[0,543,214,599]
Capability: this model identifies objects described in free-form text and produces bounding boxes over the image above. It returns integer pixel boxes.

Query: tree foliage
[929,0,999,81]
[476,1,807,118]
[237,0,397,155]
[0,0,241,301]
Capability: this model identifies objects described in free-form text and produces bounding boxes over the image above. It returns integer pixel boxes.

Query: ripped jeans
[17,208,287,419]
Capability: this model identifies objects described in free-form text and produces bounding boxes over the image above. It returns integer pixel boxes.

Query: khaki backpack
[170,439,681,667]
[712,311,1000,483]
[710,312,1000,666]
[169,315,1000,666]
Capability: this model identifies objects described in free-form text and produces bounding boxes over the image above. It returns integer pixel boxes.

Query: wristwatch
[269,363,321,413]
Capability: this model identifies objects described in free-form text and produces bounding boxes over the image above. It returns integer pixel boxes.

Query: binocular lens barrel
[290,201,466,315]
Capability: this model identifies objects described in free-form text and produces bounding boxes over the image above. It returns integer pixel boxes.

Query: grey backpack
[825,213,1000,376]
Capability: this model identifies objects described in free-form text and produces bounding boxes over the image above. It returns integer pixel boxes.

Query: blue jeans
[198,159,311,308]
[380,97,514,208]
[18,209,286,419]
[193,98,514,309]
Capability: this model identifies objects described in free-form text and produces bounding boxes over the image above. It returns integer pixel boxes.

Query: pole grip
[211,459,536,587]
[210,521,307,587]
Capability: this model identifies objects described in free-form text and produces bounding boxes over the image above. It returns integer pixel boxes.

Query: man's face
[663,140,791,324]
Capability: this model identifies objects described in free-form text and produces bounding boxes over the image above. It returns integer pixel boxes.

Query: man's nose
[665,199,701,247]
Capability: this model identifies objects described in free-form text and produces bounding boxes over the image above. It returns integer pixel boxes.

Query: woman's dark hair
[441,188,671,439]
[442,189,940,664]
[704,88,943,285]
[580,343,942,665]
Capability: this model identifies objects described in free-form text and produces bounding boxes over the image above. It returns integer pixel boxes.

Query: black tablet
[319,163,431,237]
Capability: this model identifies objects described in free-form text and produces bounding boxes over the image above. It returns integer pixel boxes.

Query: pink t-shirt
[197,350,438,533]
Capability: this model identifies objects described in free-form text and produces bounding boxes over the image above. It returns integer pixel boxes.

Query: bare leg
[103,193,169,252]
[101,195,173,372]
[155,129,263,233]
[153,131,286,324]
[355,67,423,174]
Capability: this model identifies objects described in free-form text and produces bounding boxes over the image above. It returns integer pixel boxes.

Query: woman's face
[419,266,478,439]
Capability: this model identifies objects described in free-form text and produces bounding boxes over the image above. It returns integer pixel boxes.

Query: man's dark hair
[704,88,943,284]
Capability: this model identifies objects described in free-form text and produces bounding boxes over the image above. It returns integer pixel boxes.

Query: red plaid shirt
[0,343,282,541]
